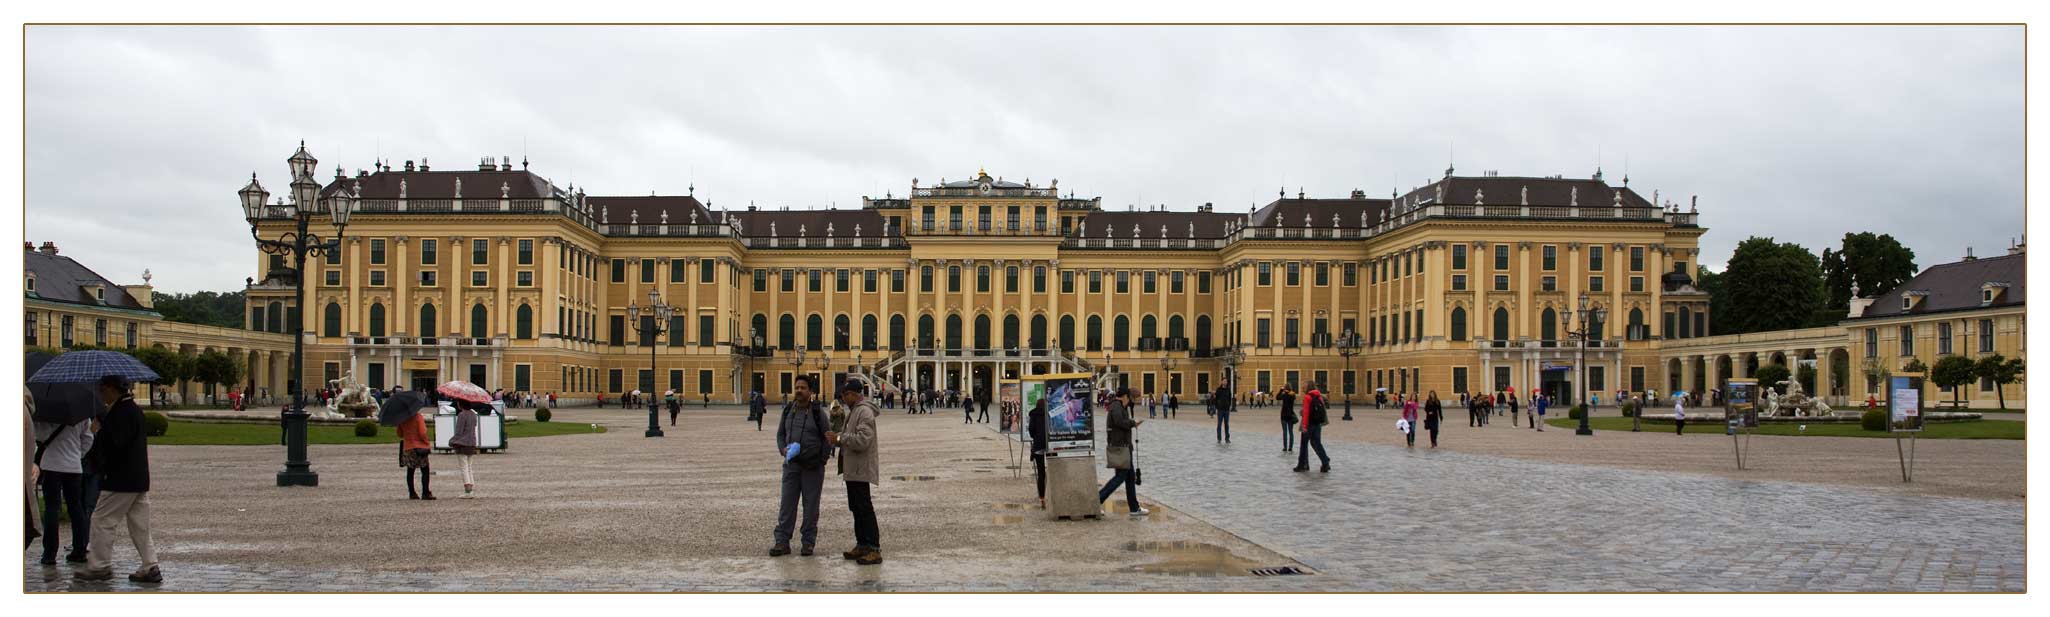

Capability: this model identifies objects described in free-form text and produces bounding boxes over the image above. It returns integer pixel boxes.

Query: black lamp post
[243,141,351,487]
[1562,292,1607,436]
[1159,354,1178,402]
[627,289,675,437]
[1337,328,1363,420]
[1222,343,1247,404]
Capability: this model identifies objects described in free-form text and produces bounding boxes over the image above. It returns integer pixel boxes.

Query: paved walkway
[1121,418,2025,591]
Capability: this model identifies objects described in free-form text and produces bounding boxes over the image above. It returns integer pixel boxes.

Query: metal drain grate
[1248,566,1310,576]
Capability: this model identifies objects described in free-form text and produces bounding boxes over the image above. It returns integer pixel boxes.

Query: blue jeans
[1281,420,1295,450]
[1216,412,1231,442]
[1097,468,1139,512]
[1297,423,1330,469]
[38,471,88,560]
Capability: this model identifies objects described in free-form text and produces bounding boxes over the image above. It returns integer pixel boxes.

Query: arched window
[1540,307,1557,342]
[1491,307,1509,342]
[419,303,437,338]
[266,301,283,333]
[1450,307,1468,342]
[833,314,851,350]
[1194,315,1212,352]
[945,314,963,350]
[806,314,824,350]
[1167,315,1185,343]
[1002,314,1020,349]
[1588,307,1605,341]
[1086,316,1102,351]
[323,302,342,337]
[1628,307,1646,341]
[750,313,770,347]
[369,303,386,337]
[1059,315,1076,352]
[861,314,878,350]
[515,304,533,339]
[889,314,905,350]
[1113,315,1131,352]
[778,314,796,350]
[1029,315,1047,349]
[974,314,992,350]
[917,314,935,349]
[471,304,489,339]
[1677,306,1693,340]
[1140,315,1157,346]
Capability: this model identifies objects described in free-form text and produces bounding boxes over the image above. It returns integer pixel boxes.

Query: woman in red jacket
[398,411,434,500]
[1400,397,1419,448]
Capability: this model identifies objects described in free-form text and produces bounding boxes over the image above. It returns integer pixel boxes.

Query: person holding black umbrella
[79,375,159,583]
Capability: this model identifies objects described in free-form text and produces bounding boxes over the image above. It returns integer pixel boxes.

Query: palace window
[1865,328,1878,358]
[1494,275,1509,291]
[1631,246,1645,271]
[1630,276,1644,292]
[978,205,992,232]
[472,239,489,265]
[1938,322,1953,355]
[1452,244,1467,270]
[754,269,768,292]
[517,239,533,265]
[1006,266,1019,293]
[1143,271,1157,294]
[837,269,851,293]
[1590,246,1605,271]
[1898,325,1914,356]
[864,269,878,293]
[472,271,488,287]
[1170,271,1184,294]
[892,269,906,293]
[1541,276,1556,292]
[1493,245,1511,270]
[641,258,656,283]
[1089,271,1102,294]
[1589,276,1604,292]
[370,239,386,265]
[1452,274,1466,291]
[977,266,991,293]
[1258,262,1273,286]
[1035,266,1049,293]
[419,239,435,265]
[920,266,934,292]
[325,271,341,287]
[1980,319,1995,353]
[94,319,107,346]
[1198,272,1212,294]
[1256,318,1271,348]
[782,268,797,292]
[809,270,823,293]
[1284,318,1299,348]
[369,270,386,287]
[1007,205,1020,231]
[611,259,625,283]
[1116,271,1130,294]
[1542,245,1557,271]
[419,269,438,287]
[948,266,961,292]
[950,206,963,231]
[670,259,686,283]
[1063,271,1076,294]
[1286,262,1301,286]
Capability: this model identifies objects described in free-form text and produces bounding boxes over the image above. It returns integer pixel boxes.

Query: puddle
[949,457,1001,462]
[992,515,1025,525]
[1005,465,1023,470]
[890,475,939,482]
[993,503,1030,510]
[1123,540,1268,577]
[972,469,994,473]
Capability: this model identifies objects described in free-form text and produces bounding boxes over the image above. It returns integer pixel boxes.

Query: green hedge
[535,407,552,423]
[1861,409,1888,431]
[142,412,170,437]
[1620,402,1640,418]
[1567,405,1588,421]
[353,420,379,437]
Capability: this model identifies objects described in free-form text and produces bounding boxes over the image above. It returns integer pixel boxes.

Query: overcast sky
[25,25,2023,294]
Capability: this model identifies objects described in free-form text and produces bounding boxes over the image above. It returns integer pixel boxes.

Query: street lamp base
[275,468,319,487]
[1342,400,1353,421]
[645,428,666,438]
[1575,426,1595,436]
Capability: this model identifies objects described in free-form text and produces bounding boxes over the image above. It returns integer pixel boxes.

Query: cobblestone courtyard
[23,405,2025,592]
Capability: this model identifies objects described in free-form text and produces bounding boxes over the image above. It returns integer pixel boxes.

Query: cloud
[25,25,2022,292]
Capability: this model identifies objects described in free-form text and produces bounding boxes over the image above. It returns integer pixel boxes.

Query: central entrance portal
[1541,365,1573,406]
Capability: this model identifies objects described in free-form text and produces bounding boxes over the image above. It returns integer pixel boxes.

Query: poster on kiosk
[1027,374,1096,457]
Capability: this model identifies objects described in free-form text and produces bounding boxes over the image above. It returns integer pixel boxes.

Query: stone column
[496,237,512,337]
[393,237,410,335]
[347,237,363,334]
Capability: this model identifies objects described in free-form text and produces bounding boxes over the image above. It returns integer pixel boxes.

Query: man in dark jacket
[749,390,767,431]
[1293,385,1332,473]
[1028,398,1049,508]
[1095,388,1148,516]
[78,376,158,583]
[770,376,830,557]
[1212,384,1232,444]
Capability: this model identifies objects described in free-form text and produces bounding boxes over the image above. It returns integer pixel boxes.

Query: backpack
[1307,395,1329,426]
[788,404,832,469]
[1281,403,1299,425]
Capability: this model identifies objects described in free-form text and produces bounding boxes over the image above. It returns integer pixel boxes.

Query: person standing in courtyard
[1468,392,1482,428]
[1098,388,1149,516]
[834,381,882,565]
[1533,393,1548,431]
[78,376,158,583]
[1293,384,1331,472]
[450,401,482,498]
[750,390,768,431]
[398,401,434,500]
[665,390,680,426]
[978,392,990,424]
[33,408,93,565]
[771,375,831,557]
[1212,383,1232,444]
[963,393,976,424]
[1279,386,1297,452]
[1166,393,1178,419]
[1673,396,1687,435]
[1423,391,1444,448]
[1400,395,1419,447]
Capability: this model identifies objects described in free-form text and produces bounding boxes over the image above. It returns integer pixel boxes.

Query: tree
[1721,237,1825,335]
[190,350,243,406]
[1930,355,1977,409]
[1695,265,1725,336]
[1821,232,1918,315]
[129,346,190,393]
[1796,363,1816,395]
[152,290,248,329]
[1975,354,2025,410]
[1754,363,1791,395]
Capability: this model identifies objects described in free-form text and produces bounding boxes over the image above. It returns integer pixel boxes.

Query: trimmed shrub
[1620,401,1640,418]
[1567,404,1588,421]
[142,412,170,437]
[1860,409,1887,432]
[353,420,379,437]
[535,407,552,423]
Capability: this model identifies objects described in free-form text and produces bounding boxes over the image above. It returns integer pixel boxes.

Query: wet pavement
[1121,418,2025,591]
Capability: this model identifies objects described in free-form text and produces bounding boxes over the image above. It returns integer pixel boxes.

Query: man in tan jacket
[830,381,881,565]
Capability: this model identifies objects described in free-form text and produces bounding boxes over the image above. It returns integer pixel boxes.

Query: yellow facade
[248,158,1714,405]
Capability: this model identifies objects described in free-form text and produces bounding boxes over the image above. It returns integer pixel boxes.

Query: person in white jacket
[1673,398,1687,435]
[33,414,95,565]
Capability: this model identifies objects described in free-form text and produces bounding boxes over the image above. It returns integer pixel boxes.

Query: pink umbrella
[437,380,492,404]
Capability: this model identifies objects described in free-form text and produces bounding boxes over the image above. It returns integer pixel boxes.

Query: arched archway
[918,314,936,349]
[1140,315,1158,347]
[751,313,770,347]
[266,301,283,333]
[974,314,992,350]
[1086,316,1103,351]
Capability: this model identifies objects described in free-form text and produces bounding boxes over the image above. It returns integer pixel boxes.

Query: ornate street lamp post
[784,344,809,400]
[1562,292,1608,436]
[1222,343,1248,407]
[1336,328,1363,420]
[1159,354,1178,402]
[242,142,352,487]
[627,289,675,437]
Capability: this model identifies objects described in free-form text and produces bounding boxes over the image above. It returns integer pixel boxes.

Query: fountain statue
[325,370,378,419]
[1764,378,1833,417]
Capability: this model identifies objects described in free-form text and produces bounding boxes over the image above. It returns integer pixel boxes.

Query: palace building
[244,145,1713,405]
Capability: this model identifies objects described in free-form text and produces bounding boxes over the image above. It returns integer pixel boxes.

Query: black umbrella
[377,390,430,426]
[24,352,101,424]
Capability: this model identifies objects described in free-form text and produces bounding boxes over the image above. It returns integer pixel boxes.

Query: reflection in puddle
[992,515,1025,525]
[1123,540,1267,577]
[890,475,939,481]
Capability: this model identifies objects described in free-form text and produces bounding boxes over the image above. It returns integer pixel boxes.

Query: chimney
[479,157,496,171]
[404,160,415,172]
[1964,246,1977,261]
[1350,189,1366,199]
[2008,236,2026,256]
[22,241,31,251]
[38,241,58,255]
[419,158,430,172]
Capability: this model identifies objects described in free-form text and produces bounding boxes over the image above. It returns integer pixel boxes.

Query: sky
[23,25,2024,294]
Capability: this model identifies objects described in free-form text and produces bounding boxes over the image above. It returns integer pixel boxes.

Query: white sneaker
[1129,508,1151,517]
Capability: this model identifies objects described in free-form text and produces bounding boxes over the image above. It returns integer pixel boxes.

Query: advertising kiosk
[1020,372,1101,519]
